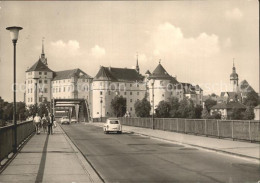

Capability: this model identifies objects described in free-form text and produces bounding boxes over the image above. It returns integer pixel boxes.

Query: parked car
[103,118,122,134]
[60,116,70,125]
[71,118,78,123]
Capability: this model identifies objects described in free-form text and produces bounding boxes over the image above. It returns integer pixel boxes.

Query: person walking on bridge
[33,113,41,135]
[41,114,48,133]
[47,113,54,135]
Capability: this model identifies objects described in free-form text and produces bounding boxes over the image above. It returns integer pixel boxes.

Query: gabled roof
[239,80,255,92]
[26,60,53,72]
[149,63,173,80]
[211,102,246,110]
[94,66,144,82]
[53,69,92,81]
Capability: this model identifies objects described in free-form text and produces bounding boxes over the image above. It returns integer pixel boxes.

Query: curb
[59,124,105,183]
[126,130,260,164]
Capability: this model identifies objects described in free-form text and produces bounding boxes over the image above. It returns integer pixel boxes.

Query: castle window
[162,94,164,97]
[100,91,103,95]
[130,99,132,103]
[44,88,47,93]
[39,72,42,75]
[30,88,32,93]
[130,92,132,95]
[44,72,47,75]
[124,92,127,95]
[64,87,66,92]
[130,107,132,111]
[39,80,42,84]
[108,91,111,95]
[44,80,47,84]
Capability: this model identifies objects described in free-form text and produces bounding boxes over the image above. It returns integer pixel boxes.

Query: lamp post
[151,79,155,130]
[100,97,103,122]
[6,26,23,153]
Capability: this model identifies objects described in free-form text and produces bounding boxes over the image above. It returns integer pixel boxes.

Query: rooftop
[53,69,92,81]
[94,66,143,82]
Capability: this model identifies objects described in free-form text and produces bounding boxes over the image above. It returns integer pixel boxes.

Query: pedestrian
[42,114,48,133]
[47,113,54,135]
[33,113,41,135]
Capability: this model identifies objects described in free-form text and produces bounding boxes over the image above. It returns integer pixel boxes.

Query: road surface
[61,123,260,183]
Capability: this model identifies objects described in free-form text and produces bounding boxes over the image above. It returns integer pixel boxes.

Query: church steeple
[136,53,140,74]
[40,37,48,65]
[230,58,238,92]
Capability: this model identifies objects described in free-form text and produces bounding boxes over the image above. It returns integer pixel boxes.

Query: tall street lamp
[151,79,155,130]
[6,26,23,153]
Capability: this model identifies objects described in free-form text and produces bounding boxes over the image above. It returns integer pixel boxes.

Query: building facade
[25,43,203,121]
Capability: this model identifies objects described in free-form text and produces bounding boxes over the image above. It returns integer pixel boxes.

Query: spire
[159,59,161,64]
[136,52,140,74]
[40,37,48,65]
[42,37,45,55]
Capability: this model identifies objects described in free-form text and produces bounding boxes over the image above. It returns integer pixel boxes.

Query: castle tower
[25,41,53,106]
[230,60,239,92]
[148,60,175,114]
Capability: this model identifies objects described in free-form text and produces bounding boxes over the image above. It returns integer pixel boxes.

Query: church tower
[230,60,239,92]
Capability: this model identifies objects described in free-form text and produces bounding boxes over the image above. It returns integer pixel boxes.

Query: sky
[0,1,259,102]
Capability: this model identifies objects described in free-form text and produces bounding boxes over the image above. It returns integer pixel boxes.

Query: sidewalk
[92,122,260,161]
[0,125,102,183]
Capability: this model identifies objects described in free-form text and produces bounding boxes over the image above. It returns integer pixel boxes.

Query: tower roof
[26,60,53,72]
[230,60,238,79]
[149,62,172,80]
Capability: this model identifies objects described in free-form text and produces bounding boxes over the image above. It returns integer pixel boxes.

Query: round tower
[148,61,173,114]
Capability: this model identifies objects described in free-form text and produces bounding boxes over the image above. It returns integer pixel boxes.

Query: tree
[177,98,195,119]
[134,98,151,117]
[16,102,27,121]
[209,111,221,119]
[169,97,180,118]
[194,105,203,119]
[201,107,210,119]
[204,98,217,112]
[243,106,255,120]
[243,91,259,107]
[230,108,244,120]
[111,96,126,117]
[26,104,39,117]
[155,100,171,118]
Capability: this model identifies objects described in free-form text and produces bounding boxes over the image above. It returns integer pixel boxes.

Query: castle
[25,43,203,120]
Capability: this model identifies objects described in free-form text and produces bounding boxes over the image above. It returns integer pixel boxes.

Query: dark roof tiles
[26,60,53,72]
[94,66,143,82]
[53,69,92,81]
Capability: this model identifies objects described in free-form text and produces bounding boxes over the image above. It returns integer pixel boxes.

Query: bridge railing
[0,120,35,162]
[119,117,260,142]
